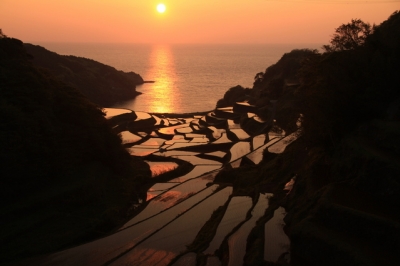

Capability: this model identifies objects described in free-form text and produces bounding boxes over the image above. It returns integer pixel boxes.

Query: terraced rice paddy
[40,106,298,265]
[227,194,271,266]
[264,207,290,262]
[204,197,252,255]
[103,107,133,118]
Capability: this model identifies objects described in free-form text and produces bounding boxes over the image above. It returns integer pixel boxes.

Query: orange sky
[1,0,398,44]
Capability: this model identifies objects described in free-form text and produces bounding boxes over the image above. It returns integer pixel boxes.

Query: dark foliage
[216,85,250,108]
[215,11,400,265]
[217,49,318,133]
[251,49,318,133]
[299,11,400,147]
[322,19,373,52]
[0,29,6,38]
[284,11,400,265]
[253,49,318,90]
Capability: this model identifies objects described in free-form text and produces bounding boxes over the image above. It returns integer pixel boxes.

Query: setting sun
[157,3,166,13]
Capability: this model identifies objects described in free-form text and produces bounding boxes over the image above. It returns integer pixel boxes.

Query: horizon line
[29,41,325,45]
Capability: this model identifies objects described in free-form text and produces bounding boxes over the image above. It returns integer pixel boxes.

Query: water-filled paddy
[146,161,179,177]
[41,107,294,265]
[252,134,267,150]
[141,138,168,146]
[112,187,233,265]
[165,142,205,150]
[228,194,271,266]
[169,165,220,182]
[268,132,298,154]
[121,179,218,229]
[103,107,132,118]
[158,123,191,135]
[171,155,223,165]
[154,150,199,157]
[229,142,251,162]
[119,131,142,144]
[147,182,180,200]
[205,196,252,254]
[172,252,197,266]
[126,146,160,156]
[264,207,290,262]
[134,111,153,120]
[229,129,251,140]
[246,137,281,165]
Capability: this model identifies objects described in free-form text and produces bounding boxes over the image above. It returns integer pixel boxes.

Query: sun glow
[157,3,166,13]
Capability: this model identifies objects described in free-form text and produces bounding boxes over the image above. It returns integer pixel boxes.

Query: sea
[38,43,321,113]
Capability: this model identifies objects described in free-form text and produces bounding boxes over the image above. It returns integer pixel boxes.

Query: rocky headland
[24,43,144,106]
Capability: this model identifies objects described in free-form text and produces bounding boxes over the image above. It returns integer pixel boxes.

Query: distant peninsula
[24,43,144,106]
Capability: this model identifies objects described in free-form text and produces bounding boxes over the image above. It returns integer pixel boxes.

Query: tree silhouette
[0,29,6,38]
[253,71,264,86]
[254,72,264,81]
[323,19,372,52]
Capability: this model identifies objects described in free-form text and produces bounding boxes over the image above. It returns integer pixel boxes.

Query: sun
[157,3,166,13]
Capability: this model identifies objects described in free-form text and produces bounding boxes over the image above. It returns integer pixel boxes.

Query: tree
[0,29,6,38]
[253,72,264,87]
[254,72,264,81]
[323,19,372,52]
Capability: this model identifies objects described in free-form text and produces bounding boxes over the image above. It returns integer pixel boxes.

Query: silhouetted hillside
[216,10,400,266]
[285,11,400,265]
[216,49,315,134]
[0,37,150,263]
[24,43,144,106]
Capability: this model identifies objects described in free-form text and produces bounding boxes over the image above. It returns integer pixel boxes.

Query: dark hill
[216,49,315,134]
[284,12,400,265]
[216,10,400,265]
[24,43,144,106]
[0,37,150,263]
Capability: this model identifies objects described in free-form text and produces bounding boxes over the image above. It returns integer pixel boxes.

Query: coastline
[149,110,213,118]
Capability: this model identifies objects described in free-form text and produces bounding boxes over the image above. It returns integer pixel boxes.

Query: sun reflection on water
[144,45,179,113]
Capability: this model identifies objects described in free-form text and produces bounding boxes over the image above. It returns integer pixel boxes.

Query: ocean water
[38,43,320,113]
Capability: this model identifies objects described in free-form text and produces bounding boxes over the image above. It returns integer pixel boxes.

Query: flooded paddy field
[39,106,298,265]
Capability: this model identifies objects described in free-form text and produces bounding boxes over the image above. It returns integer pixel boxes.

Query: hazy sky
[1,0,398,44]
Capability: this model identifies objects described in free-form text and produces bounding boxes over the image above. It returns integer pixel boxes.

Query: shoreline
[149,110,213,118]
